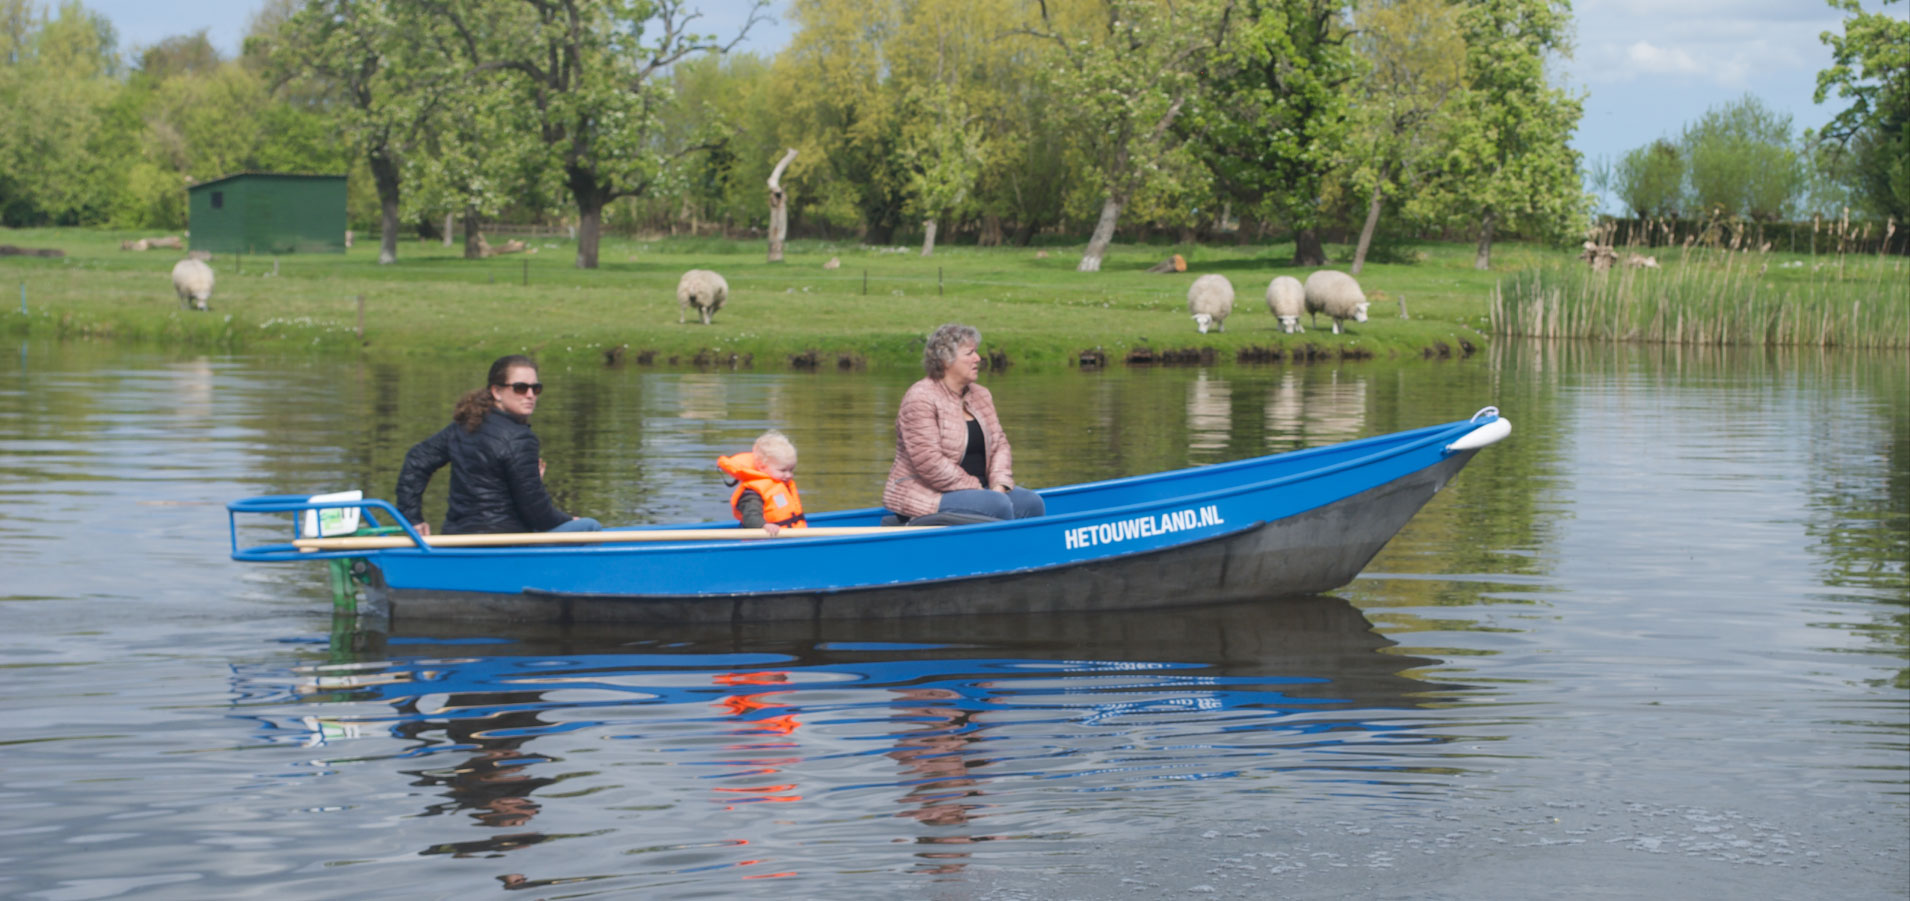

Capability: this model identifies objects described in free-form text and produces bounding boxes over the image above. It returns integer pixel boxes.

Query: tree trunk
[1292,228,1326,266]
[766,148,796,263]
[1078,196,1123,272]
[1012,220,1037,246]
[443,213,454,247]
[1474,211,1495,270]
[920,218,938,256]
[979,214,1002,247]
[576,197,604,269]
[368,150,401,265]
[462,211,482,260]
[1350,177,1386,277]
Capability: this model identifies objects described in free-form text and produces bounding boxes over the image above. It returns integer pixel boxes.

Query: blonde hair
[753,429,797,466]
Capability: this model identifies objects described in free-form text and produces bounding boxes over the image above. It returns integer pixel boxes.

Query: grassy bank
[1490,243,1909,348]
[3,227,1556,370]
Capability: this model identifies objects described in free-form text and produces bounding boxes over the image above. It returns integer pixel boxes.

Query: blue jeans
[938,487,1045,520]
[550,517,602,532]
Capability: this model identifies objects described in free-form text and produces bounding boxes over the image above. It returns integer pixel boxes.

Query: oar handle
[293,525,918,551]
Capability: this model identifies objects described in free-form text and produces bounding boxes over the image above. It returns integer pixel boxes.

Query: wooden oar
[293,525,918,551]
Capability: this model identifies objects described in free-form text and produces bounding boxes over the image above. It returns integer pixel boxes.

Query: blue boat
[228,408,1509,624]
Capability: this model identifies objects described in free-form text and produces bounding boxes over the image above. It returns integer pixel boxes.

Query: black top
[395,409,572,534]
[960,418,987,483]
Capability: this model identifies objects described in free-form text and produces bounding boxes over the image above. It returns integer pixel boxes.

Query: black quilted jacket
[395,409,571,534]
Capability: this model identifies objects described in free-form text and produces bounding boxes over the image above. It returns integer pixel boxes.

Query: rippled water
[1,339,1903,899]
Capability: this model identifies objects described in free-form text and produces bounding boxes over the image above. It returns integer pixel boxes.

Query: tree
[272,0,442,264]
[1342,0,1463,274]
[900,82,984,255]
[1681,95,1801,221]
[1428,0,1585,269]
[1023,0,1223,271]
[1612,138,1685,217]
[0,1,123,226]
[402,74,545,259]
[431,0,767,269]
[778,0,915,245]
[766,147,796,261]
[1812,0,1909,221]
[137,29,220,81]
[1191,0,1360,267]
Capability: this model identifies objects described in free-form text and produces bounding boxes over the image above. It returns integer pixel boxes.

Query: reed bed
[1491,221,1909,348]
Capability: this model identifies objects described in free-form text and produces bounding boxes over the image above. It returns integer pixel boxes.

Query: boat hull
[368,450,1476,626]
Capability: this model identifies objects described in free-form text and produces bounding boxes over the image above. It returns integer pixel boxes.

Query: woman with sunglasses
[396,355,601,535]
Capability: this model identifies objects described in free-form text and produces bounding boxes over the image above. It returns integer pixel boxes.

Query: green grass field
[16,226,1890,369]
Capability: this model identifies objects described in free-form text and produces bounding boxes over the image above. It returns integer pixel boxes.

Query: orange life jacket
[717,452,807,528]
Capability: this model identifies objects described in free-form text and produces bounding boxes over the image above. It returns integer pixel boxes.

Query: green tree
[1612,138,1685,217]
[272,0,442,264]
[429,0,768,269]
[137,28,219,80]
[1812,0,1909,221]
[1682,95,1802,221]
[1427,0,1586,269]
[1023,0,1223,271]
[779,0,914,244]
[1342,0,1464,274]
[899,82,984,255]
[1191,0,1360,266]
[0,0,123,226]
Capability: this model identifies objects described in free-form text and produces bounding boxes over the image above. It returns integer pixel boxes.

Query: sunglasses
[497,381,544,396]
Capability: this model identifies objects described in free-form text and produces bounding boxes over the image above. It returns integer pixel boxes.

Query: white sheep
[676,269,728,325]
[1187,273,1235,334]
[1303,270,1369,334]
[1265,275,1305,333]
[171,258,214,311]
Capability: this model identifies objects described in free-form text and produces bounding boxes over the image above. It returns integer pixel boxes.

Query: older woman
[396,354,600,535]
[883,324,1045,522]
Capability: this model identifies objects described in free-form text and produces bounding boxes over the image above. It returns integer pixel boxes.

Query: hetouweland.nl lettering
[1062,505,1225,550]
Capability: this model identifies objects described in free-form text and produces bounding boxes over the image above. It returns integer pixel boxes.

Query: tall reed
[1491,222,1909,348]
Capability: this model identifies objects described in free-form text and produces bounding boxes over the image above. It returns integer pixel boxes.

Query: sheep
[677,269,729,325]
[1302,270,1369,334]
[1187,274,1235,334]
[1265,275,1305,333]
[171,258,214,311]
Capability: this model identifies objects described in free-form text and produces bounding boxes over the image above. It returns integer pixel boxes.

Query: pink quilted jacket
[882,377,1015,518]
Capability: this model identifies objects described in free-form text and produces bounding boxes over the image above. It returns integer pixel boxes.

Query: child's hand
[538,458,547,479]
[763,523,782,537]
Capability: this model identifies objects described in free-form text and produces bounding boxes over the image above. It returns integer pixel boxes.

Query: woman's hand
[763,523,783,537]
[991,482,1012,493]
[415,522,432,536]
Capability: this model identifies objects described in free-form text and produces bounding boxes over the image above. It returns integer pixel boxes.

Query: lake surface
[1,339,1904,900]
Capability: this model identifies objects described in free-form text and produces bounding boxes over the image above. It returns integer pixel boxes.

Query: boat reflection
[235,596,1454,879]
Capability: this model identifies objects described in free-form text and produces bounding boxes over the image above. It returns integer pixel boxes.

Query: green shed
[187,173,347,255]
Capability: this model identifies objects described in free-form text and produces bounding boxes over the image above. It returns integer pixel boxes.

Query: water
[1,340,1903,899]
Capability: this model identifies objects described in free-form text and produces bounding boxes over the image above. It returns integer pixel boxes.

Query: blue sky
[80,0,1895,214]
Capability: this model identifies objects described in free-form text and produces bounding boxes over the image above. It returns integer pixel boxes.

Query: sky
[77,0,1897,214]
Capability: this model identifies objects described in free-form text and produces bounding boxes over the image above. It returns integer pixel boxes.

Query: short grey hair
[923,323,981,379]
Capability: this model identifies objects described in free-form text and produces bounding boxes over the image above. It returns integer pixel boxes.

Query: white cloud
[1625,41,1703,76]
